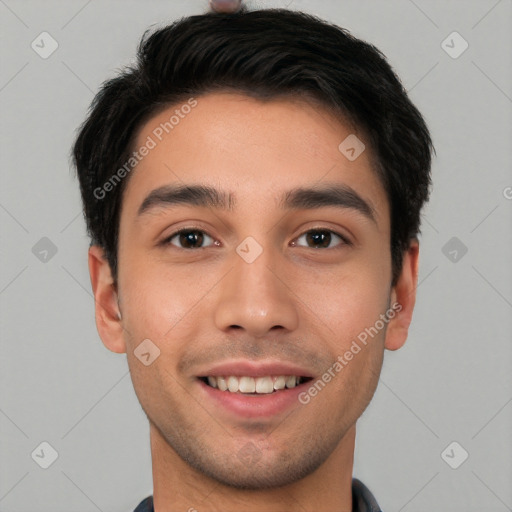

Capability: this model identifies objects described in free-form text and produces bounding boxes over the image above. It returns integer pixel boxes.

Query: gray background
[1,0,511,510]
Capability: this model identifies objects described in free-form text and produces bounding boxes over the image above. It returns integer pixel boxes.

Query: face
[107,93,397,488]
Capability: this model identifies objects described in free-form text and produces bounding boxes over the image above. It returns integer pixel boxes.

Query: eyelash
[161,227,352,250]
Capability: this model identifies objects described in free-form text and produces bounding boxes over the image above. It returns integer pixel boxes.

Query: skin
[89,92,419,511]
[209,0,243,13]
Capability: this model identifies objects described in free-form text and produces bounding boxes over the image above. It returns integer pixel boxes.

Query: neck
[150,423,356,512]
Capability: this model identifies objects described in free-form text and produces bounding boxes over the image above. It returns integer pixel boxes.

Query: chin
[194,457,322,490]
[177,438,333,490]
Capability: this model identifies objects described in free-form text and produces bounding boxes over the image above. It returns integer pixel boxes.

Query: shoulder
[132,495,153,512]
[352,478,383,512]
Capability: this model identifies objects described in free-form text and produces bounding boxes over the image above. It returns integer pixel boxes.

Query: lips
[197,361,313,393]
[195,360,314,418]
[196,360,315,380]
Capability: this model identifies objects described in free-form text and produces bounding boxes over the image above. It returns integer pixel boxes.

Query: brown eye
[293,229,349,249]
[166,229,215,249]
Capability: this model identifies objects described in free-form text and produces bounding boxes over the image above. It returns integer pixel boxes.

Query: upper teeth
[206,375,302,393]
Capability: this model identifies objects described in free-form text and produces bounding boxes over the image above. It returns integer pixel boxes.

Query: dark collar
[133,478,382,511]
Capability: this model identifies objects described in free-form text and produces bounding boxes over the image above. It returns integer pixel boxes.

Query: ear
[88,245,126,354]
[384,239,420,351]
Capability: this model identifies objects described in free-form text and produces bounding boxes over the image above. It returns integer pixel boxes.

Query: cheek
[117,252,218,348]
[117,253,176,342]
[289,255,391,347]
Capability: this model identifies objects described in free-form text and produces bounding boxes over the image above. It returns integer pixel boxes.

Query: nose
[214,243,299,339]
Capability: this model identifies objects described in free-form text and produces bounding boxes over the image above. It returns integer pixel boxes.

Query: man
[72,6,433,511]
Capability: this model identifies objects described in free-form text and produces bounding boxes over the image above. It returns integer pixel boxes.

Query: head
[73,8,433,491]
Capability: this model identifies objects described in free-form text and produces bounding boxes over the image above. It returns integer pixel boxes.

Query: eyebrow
[137,183,376,223]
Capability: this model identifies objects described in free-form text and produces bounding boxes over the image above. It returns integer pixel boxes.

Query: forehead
[122,92,388,226]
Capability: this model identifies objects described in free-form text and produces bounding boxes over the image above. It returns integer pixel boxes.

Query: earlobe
[88,245,127,354]
[384,240,420,351]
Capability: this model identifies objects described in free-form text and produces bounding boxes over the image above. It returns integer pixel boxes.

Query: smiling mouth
[199,375,313,394]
